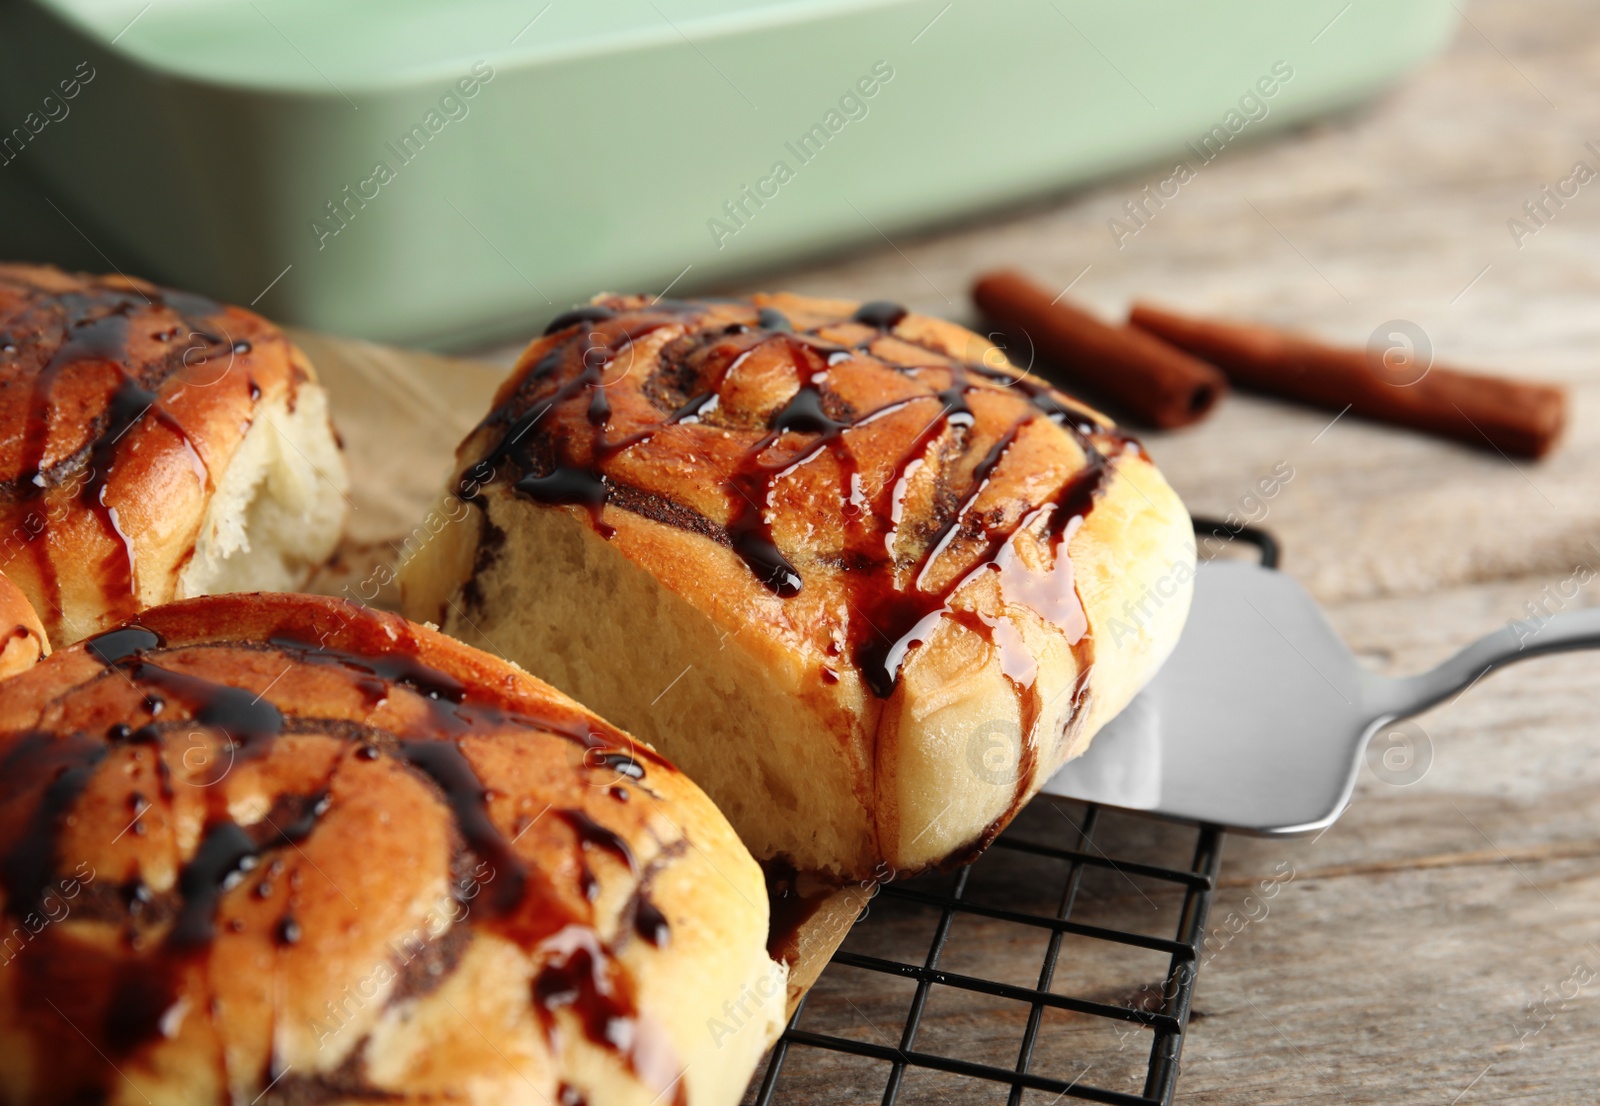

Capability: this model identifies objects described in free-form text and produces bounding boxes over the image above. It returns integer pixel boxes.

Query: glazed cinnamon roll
[402,293,1194,879]
[0,593,782,1105]
[0,264,348,646]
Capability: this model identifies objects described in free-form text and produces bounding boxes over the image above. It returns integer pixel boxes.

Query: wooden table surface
[688,0,1600,1102]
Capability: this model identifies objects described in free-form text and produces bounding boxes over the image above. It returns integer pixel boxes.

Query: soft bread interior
[178,383,347,598]
[404,456,1191,881]
[404,491,883,878]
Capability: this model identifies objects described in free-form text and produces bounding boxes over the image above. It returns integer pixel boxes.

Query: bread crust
[0,570,47,680]
[0,592,782,1105]
[404,293,1193,877]
[0,264,348,646]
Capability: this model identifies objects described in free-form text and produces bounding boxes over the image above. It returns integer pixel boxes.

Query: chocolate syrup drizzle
[0,274,232,629]
[474,297,1132,706]
[0,608,685,1099]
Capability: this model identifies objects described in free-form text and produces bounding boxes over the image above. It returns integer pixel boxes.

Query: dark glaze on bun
[404,293,1193,878]
[0,264,347,646]
[0,593,781,1105]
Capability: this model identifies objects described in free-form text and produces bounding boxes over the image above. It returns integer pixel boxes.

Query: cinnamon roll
[402,293,1194,879]
[0,264,348,646]
[0,592,782,1105]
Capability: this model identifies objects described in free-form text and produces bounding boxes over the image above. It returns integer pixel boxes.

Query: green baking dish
[0,0,1456,347]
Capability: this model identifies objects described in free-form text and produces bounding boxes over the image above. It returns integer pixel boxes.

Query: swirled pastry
[0,264,348,646]
[402,294,1194,878]
[0,593,782,1105]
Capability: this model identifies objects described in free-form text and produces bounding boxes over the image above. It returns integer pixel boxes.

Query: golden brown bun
[402,293,1194,879]
[0,264,348,647]
[0,593,783,1105]
[0,571,47,679]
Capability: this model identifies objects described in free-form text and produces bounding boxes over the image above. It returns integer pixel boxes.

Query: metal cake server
[1041,558,1600,835]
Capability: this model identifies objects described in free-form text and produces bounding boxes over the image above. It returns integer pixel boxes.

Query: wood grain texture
[304,1,1600,1099]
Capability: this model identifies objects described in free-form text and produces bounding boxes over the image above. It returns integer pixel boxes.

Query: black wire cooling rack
[745,521,1277,1106]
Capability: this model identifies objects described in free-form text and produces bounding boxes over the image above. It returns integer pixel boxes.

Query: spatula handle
[1380,606,1600,718]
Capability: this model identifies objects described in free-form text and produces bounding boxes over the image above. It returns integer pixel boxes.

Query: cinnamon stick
[1128,303,1567,459]
[971,270,1227,429]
